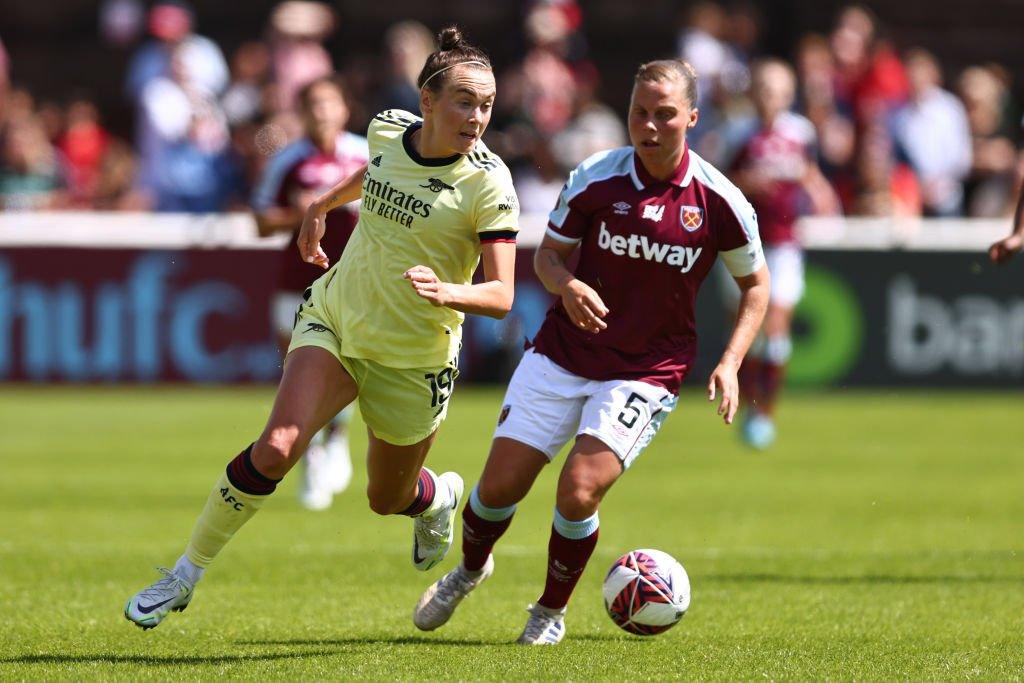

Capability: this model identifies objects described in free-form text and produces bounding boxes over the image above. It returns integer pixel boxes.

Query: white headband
[421,60,489,88]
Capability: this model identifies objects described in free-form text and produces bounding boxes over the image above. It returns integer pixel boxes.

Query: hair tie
[422,60,489,88]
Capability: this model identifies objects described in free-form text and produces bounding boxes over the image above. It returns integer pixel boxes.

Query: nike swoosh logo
[413,538,428,565]
[137,597,174,614]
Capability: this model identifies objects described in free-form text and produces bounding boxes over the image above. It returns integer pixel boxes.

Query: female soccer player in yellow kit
[125,27,520,629]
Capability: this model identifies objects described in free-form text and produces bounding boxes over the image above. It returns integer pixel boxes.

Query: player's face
[303,83,349,139]
[628,79,698,173]
[423,66,496,155]
[752,65,795,121]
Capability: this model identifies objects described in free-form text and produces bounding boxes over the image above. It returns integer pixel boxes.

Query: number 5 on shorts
[617,392,648,428]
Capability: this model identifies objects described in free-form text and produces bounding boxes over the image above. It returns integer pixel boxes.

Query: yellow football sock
[184,472,271,568]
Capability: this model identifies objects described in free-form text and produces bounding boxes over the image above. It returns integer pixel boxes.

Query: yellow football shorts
[287,282,458,446]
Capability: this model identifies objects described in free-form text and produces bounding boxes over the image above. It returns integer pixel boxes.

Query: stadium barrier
[1,213,1020,386]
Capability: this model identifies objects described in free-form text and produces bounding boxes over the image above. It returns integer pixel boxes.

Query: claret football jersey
[534,145,764,393]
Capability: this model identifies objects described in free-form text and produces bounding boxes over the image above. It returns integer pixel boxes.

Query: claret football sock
[400,467,440,517]
[462,484,516,573]
[537,508,600,610]
[184,444,280,568]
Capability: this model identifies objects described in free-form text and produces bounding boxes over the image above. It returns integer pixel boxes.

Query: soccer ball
[603,548,690,635]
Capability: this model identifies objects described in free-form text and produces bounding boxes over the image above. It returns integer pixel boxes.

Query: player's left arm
[404,241,516,318]
[708,263,770,425]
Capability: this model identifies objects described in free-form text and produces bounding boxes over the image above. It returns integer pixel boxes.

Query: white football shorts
[493,349,678,469]
[717,242,804,309]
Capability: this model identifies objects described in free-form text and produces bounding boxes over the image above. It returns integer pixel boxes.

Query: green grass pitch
[1,386,1022,680]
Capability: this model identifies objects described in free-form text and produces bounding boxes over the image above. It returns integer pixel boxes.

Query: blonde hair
[634,59,699,107]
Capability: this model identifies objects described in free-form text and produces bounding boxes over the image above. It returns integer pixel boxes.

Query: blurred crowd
[0,0,1021,219]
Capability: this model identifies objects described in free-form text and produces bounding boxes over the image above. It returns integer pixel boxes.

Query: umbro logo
[371,154,382,167]
[420,177,455,193]
[613,201,631,215]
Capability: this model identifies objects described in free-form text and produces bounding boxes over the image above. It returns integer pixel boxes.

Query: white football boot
[124,567,194,630]
[413,554,494,631]
[412,471,464,571]
[516,603,567,645]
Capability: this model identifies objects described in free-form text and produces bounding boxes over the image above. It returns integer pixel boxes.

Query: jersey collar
[630,144,693,190]
[402,122,463,167]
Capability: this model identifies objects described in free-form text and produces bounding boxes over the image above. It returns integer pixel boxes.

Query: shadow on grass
[706,573,1024,585]
[0,651,335,666]
[237,636,500,647]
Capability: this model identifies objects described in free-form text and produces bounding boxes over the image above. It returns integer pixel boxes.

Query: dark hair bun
[437,26,464,51]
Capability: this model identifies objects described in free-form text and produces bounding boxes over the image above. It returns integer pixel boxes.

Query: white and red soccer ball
[603,548,690,635]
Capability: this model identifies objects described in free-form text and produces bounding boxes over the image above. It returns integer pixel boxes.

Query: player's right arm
[299,164,367,269]
[534,235,608,334]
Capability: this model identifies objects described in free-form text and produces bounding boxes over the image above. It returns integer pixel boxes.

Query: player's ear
[687,107,699,129]
[419,87,434,116]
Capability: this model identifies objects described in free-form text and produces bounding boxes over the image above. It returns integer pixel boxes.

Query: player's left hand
[988,234,1023,264]
[405,265,451,307]
[707,362,740,425]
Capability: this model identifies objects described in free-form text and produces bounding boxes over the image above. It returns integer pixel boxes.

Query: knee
[476,476,523,510]
[556,474,603,520]
[253,426,302,479]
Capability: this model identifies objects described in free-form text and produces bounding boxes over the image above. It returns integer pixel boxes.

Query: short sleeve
[715,193,764,277]
[546,167,590,243]
[474,166,519,243]
[251,140,308,211]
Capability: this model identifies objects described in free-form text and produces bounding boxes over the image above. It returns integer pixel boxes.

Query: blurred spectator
[0,34,9,94]
[677,3,751,112]
[0,116,67,210]
[376,21,435,114]
[124,1,228,101]
[550,63,626,171]
[99,0,145,47]
[892,49,972,216]
[136,45,239,211]
[516,2,581,136]
[795,34,856,178]
[221,41,271,127]
[267,1,335,112]
[513,134,565,215]
[958,65,1019,217]
[93,138,149,210]
[57,97,112,206]
[851,122,921,216]
[830,5,908,126]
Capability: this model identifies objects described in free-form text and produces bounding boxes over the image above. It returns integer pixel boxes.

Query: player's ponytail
[417,25,492,93]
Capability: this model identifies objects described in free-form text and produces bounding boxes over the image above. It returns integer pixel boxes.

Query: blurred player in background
[726,59,839,449]
[252,76,367,510]
[124,27,519,630]
[413,59,769,645]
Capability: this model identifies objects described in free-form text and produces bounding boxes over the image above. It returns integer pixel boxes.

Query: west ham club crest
[680,205,703,232]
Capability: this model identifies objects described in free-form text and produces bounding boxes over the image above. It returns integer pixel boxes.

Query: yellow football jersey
[329,109,519,369]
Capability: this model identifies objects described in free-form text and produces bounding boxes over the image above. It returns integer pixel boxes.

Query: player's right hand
[298,204,330,269]
[559,278,608,334]
[988,234,1023,265]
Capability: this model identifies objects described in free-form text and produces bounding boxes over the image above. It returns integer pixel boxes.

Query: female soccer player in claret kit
[413,59,770,645]
[124,27,520,629]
